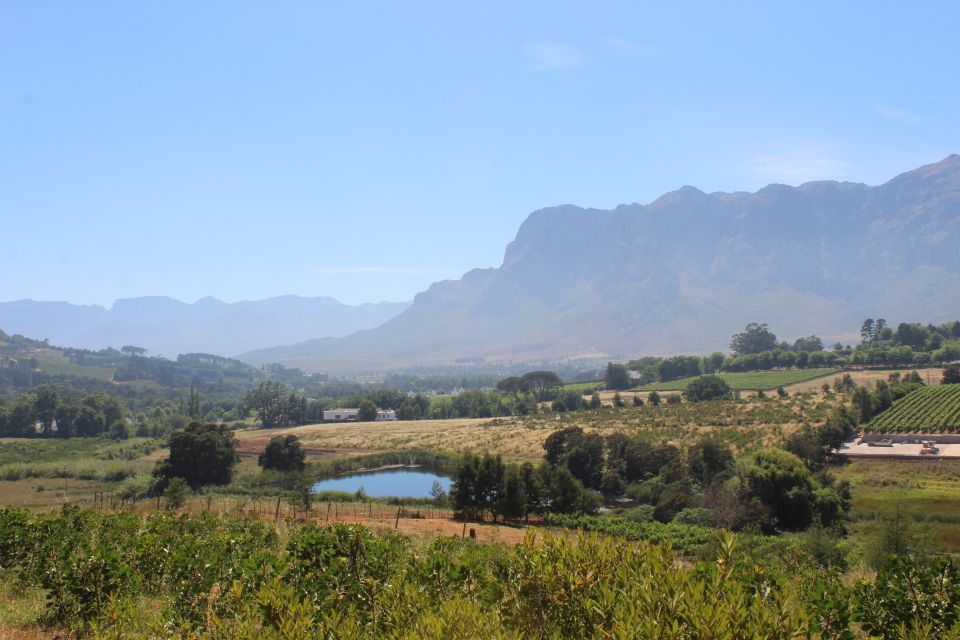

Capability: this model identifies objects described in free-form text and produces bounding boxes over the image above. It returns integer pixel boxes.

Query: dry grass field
[238,394,834,462]
[783,367,944,394]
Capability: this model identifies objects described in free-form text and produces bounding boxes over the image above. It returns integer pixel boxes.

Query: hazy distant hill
[242,156,960,373]
[0,296,409,358]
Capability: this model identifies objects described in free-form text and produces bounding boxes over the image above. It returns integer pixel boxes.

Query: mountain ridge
[241,155,960,373]
[0,295,409,359]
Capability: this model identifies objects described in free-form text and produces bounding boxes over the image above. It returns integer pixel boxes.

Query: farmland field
[865,384,960,433]
[833,459,960,552]
[562,380,603,393]
[33,349,115,382]
[634,368,838,391]
[245,394,832,461]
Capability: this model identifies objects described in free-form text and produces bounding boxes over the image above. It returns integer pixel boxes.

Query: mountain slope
[0,296,409,358]
[242,156,960,373]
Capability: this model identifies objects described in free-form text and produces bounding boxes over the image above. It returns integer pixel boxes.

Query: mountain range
[0,296,409,359]
[241,155,960,373]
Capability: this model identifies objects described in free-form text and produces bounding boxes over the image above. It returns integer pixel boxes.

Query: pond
[311,468,452,498]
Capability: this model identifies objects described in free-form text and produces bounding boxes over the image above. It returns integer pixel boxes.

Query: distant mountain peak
[0,295,410,358]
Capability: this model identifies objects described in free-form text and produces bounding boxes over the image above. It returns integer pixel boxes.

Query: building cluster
[321,407,397,422]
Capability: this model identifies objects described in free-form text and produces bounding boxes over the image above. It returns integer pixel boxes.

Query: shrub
[164,477,189,510]
[258,434,307,472]
[683,375,733,402]
[672,507,716,527]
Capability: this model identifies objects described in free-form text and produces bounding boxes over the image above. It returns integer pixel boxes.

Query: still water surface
[311,468,452,498]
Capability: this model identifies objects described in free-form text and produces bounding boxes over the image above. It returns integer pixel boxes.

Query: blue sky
[2,1,958,307]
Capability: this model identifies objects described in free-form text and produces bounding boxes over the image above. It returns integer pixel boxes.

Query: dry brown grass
[243,396,825,462]
[783,367,944,394]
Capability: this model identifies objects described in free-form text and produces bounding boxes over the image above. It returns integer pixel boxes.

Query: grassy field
[562,380,604,393]
[635,368,838,391]
[0,437,162,508]
[865,383,960,433]
[833,459,960,553]
[33,348,115,381]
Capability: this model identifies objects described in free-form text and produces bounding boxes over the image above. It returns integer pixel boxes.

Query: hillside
[0,329,312,402]
[0,295,408,358]
[243,156,960,373]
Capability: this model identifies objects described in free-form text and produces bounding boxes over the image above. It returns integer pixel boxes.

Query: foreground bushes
[1,507,959,638]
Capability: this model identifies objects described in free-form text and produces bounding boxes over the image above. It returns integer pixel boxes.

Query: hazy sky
[3,1,958,307]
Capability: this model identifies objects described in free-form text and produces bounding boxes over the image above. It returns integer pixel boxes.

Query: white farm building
[323,408,359,421]
[322,407,397,422]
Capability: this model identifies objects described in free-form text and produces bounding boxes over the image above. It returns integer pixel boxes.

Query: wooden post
[462,517,467,539]
[274,496,281,521]
[395,507,401,530]
[325,502,331,523]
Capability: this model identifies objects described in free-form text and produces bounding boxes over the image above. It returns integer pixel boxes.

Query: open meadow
[833,459,960,552]
[243,393,834,462]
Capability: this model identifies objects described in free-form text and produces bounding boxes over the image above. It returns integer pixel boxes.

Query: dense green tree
[450,454,480,520]
[496,376,524,394]
[547,466,599,514]
[792,335,824,352]
[599,468,625,498]
[564,432,605,489]
[520,461,545,517]
[163,477,189,510]
[553,389,586,412]
[258,434,307,472]
[730,323,778,355]
[704,352,726,374]
[187,385,202,418]
[682,375,732,402]
[604,363,632,390]
[657,356,702,382]
[687,436,734,487]
[944,364,960,385]
[852,387,875,423]
[741,448,835,531]
[588,392,601,409]
[519,371,564,400]
[154,422,239,490]
[357,399,378,422]
[243,381,289,428]
[499,465,527,520]
[543,427,583,466]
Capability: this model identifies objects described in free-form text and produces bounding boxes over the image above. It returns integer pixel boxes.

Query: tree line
[449,453,599,522]
[529,411,853,532]
[0,385,127,438]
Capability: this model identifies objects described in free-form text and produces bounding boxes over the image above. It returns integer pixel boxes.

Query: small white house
[375,409,397,421]
[323,408,359,422]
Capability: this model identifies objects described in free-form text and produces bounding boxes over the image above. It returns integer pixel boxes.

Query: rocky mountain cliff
[242,155,960,373]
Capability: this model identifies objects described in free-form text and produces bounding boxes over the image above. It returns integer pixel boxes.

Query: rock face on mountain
[241,156,960,373]
[0,296,409,358]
